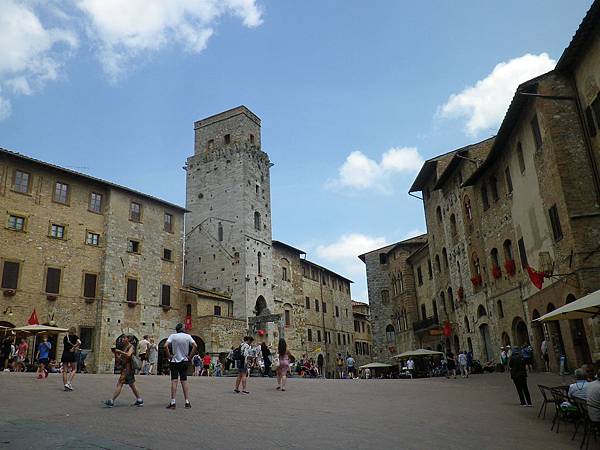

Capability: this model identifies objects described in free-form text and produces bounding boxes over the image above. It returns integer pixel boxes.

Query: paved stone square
[0,371,590,449]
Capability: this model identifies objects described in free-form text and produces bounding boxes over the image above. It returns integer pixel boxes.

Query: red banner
[443,321,452,337]
[184,315,192,330]
[27,309,39,325]
[526,265,545,289]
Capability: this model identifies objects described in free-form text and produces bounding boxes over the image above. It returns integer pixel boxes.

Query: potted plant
[504,259,516,276]
[492,266,502,279]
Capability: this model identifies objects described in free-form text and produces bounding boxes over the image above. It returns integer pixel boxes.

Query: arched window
[440,291,446,312]
[385,325,396,344]
[257,252,262,275]
[464,315,470,333]
[435,255,441,273]
[450,214,457,237]
[481,185,490,210]
[491,248,499,267]
[433,300,439,321]
[254,211,261,230]
[436,206,442,223]
[217,222,223,242]
[392,276,398,296]
[398,272,404,293]
[477,304,487,318]
[448,287,454,312]
[283,303,292,327]
[280,258,290,282]
[442,248,448,269]
[186,304,192,316]
[464,195,473,222]
[472,253,481,275]
[255,296,268,316]
[496,300,504,318]
[381,290,390,305]
[503,239,514,261]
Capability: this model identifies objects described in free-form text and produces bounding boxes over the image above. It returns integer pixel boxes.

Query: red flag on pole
[28,309,39,325]
[526,265,545,289]
[443,321,452,337]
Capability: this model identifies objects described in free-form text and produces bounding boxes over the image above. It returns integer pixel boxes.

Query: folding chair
[537,385,552,419]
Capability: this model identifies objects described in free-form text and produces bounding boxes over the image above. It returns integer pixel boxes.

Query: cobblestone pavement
[0,371,590,449]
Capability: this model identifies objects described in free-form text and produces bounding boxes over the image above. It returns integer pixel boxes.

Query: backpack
[231,346,242,361]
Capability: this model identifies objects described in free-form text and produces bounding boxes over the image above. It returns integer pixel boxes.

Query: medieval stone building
[362,1,600,371]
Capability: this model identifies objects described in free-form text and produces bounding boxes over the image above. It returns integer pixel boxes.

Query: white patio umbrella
[536,288,600,321]
[393,349,444,359]
[359,362,393,369]
[11,324,69,334]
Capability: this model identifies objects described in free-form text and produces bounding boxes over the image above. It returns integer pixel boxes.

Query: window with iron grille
[163,248,172,261]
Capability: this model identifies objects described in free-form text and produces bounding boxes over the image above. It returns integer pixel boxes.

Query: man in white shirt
[138,335,150,375]
[457,351,468,378]
[406,358,415,372]
[541,339,549,372]
[164,323,197,409]
[587,368,600,422]
[346,355,356,378]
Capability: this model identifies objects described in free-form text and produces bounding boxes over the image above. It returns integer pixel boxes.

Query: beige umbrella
[536,288,600,321]
[359,362,393,369]
[11,324,69,334]
[394,349,444,358]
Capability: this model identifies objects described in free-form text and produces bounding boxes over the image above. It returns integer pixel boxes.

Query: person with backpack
[104,334,144,408]
[233,336,252,394]
[192,353,202,376]
[164,323,198,409]
[509,346,532,407]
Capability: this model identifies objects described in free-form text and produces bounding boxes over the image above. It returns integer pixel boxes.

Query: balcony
[412,316,440,333]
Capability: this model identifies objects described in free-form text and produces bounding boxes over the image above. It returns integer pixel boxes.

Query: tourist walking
[406,357,415,375]
[508,346,532,407]
[164,323,197,409]
[192,354,202,376]
[147,337,158,375]
[1,334,14,371]
[215,358,223,377]
[61,327,81,391]
[458,351,468,378]
[346,354,356,379]
[104,334,143,408]
[335,353,345,379]
[500,347,509,373]
[446,351,457,379]
[261,342,272,377]
[276,338,291,391]
[138,335,150,375]
[233,336,252,394]
[36,335,51,379]
[16,338,28,372]
[201,353,211,376]
[541,339,550,372]
[522,344,533,372]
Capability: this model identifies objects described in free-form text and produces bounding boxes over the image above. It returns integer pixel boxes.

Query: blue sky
[0,0,592,302]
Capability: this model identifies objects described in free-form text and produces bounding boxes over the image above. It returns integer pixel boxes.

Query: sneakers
[104,400,114,408]
[234,389,240,393]
[64,384,73,391]
[44,370,49,379]
[166,403,176,409]
[133,399,144,407]
[185,401,191,409]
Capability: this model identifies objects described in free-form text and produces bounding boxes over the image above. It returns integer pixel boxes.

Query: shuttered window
[83,273,97,298]
[126,278,138,302]
[46,268,61,294]
[1,261,19,289]
[161,284,170,306]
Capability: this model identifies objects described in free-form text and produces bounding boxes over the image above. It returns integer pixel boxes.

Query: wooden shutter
[127,278,138,302]
[161,284,170,306]
[45,268,61,294]
[1,261,19,289]
[83,273,97,298]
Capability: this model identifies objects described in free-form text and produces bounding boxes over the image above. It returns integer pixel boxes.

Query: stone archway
[546,303,566,358]
[501,332,511,347]
[566,294,592,366]
[479,324,492,361]
[512,317,529,346]
[255,296,269,316]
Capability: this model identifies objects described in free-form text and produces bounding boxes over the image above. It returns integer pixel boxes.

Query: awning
[11,324,69,334]
[394,349,444,358]
[536,288,600,321]
[359,362,393,369]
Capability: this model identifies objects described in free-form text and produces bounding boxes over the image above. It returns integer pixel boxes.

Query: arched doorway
[317,354,324,372]
[512,317,529,346]
[255,296,268,316]
[453,335,460,354]
[467,337,473,354]
[157,338,169,375]
[566,294,592,366]
[546,303,565,359]
[479,324,492,361]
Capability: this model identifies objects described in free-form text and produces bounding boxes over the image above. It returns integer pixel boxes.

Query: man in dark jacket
[509,346,532,407]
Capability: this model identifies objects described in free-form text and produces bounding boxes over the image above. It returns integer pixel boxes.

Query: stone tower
[184,106,274,322]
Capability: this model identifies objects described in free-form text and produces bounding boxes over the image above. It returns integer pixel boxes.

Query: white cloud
[77,0,263,80]
[403,228,426,240]
[314,233,388,303]
[438,53,556,137]
[327,146,424,194]
[0,0,77,120]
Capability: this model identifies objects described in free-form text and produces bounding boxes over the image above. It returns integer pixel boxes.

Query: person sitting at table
[569,369,590,401]
[581,364,596,382]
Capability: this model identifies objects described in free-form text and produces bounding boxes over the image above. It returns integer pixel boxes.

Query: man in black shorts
[164,323,197,409]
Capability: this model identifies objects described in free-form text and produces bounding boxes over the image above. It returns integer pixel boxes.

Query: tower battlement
[194,105,261,155]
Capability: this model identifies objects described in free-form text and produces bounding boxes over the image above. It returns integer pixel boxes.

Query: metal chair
[550,387,579,433]
[572,398,600,450]
[537,385,552,419]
